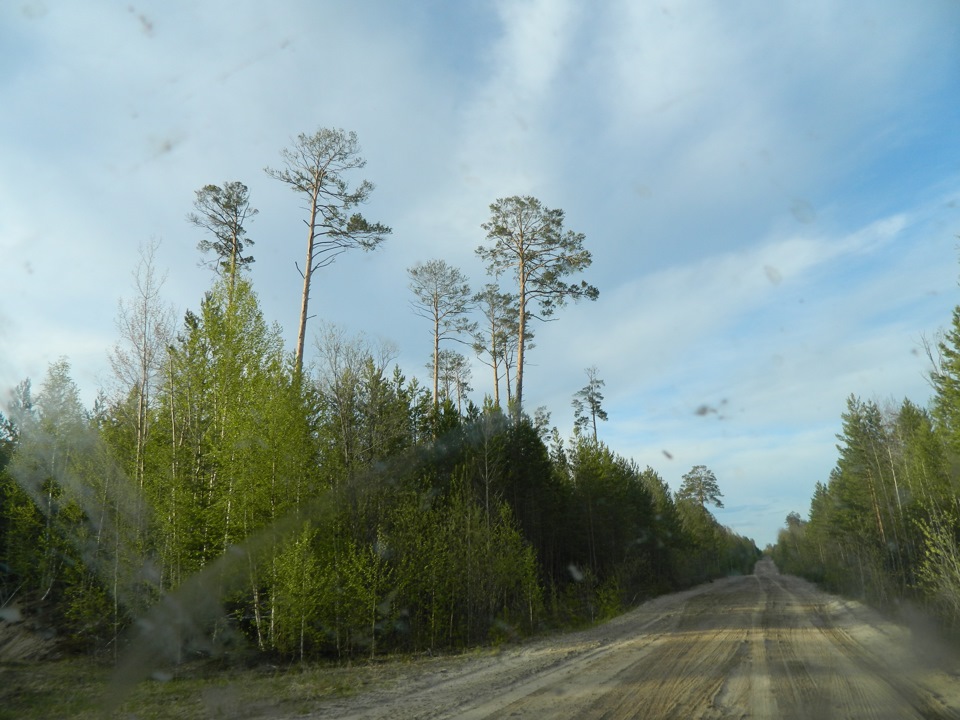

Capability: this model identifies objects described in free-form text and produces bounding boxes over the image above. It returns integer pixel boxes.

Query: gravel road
[302,558,960,720]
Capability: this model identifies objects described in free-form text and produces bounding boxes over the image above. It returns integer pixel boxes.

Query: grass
[0,654,403,719]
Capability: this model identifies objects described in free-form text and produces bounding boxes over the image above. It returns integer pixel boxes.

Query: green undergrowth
[0,602,639,720]
[0,654,424,720]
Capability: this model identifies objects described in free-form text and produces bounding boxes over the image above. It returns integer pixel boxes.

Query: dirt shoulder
[0,604,60,664]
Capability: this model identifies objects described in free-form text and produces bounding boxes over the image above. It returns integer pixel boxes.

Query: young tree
[431,349,473,414]
[566,441,656,596]
[187,181,258,299]
[108,238,174,491]
[6,360,147,645]
[639,466,685,587]
[572,366,608,442]
[265,128,392,373]
[499,307,532,412]
[476,196,598,418]
[407,260,474,407]
[677,465,724,510]
[674,466,727,582]
[313,324,406,480]
[470,285,531,409]
[149,279,310,580]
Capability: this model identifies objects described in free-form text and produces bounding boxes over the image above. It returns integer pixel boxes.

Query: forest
[0,127,757,663]
[772,288,960,628]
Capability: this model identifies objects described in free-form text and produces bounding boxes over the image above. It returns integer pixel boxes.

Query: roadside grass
[0,655,406,719]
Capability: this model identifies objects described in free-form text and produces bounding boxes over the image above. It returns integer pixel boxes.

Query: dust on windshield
[1,3,959,718]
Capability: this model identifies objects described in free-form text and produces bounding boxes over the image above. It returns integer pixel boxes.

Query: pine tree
[476,196,598,418]
[572,366,608,442]
[677,465,724,510]
[187,181,258,301]
[407,260,474,408]
[265,128,392,373]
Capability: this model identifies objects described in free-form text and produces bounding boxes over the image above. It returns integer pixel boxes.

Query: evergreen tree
[638,466,684,590]
[476,196,598,418]
[265,128,392,373]
[677,465,724,510]
[187,181,258,300]
[407,260,474,408]
[471,284,516,408]
[931,305,960,455]
[572,366,608,442]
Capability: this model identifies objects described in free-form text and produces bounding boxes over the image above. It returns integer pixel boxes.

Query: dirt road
[306,559,960,720]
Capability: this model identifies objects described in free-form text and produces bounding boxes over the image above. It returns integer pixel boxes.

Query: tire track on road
[308,560,960,720]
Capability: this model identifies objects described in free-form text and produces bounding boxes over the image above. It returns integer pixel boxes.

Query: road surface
[306,558,960,720]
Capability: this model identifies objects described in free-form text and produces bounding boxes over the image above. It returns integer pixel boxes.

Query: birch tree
[477,196,597,418]
[265,128,392,373]
[109,238,174,492]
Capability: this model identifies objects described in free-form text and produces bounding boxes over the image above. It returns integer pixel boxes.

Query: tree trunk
[432,313,440,407]
[490,315,501,407]
[229,229,238,307]
[295,191,321,374]
[515,255,526,420]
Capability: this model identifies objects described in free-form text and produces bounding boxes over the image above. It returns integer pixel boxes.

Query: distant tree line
[772,257,960,628]
[0,127,757,661]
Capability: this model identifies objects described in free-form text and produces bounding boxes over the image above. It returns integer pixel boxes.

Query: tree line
[772,261,960,627]
[0,126,757,662]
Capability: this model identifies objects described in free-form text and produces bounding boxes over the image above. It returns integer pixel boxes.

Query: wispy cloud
[1,1,958,546]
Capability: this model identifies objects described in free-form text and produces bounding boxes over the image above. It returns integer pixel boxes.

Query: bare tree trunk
[489,309,501,407]
[296,242,314,374]
[433,313,440,407]
[515,266,526,420]
[295,192,320,375]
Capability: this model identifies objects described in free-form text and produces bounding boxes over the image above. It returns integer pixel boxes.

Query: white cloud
[521,199,956,547]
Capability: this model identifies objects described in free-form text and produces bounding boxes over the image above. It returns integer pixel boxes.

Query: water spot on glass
[128,6,155,36]
[790,199,816,224]
[0,605,23,623]
[20,2,47,19]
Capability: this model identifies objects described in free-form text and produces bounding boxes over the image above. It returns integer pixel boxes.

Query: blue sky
[2,1,960,547]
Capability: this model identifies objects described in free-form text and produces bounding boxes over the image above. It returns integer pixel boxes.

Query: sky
[2,1,960,548]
